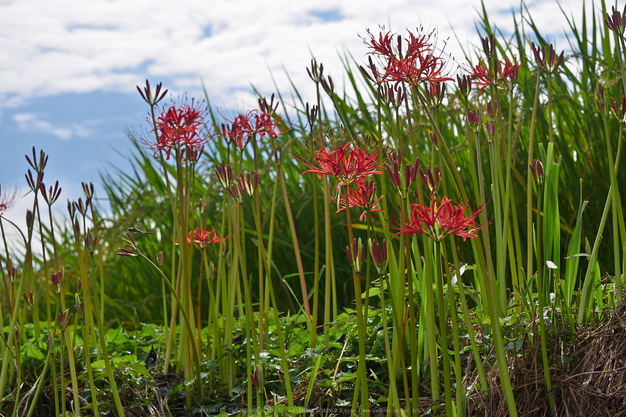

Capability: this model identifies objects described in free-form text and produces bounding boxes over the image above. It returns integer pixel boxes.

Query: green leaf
[24,343,45,361]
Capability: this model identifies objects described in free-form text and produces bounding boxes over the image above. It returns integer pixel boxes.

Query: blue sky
[0,0,585,234]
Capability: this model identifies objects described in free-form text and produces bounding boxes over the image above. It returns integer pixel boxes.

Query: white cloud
[13,112,94,140]
[0,0,588,110]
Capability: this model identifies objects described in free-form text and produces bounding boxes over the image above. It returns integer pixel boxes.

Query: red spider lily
[332,179,384,221]
[187,225,223,248]
[383,53,452,87]
[221,109,286,148]
[362,28,452,87]
[298,142,383,188]
[362,29,397,58]
[363,28,431,60]
[138,98,210,160]
[393,197,486,242]
[471,58,521,93]
[0,186,19,216]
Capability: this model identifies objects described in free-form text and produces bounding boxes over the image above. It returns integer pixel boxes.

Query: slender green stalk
[534,177,556,414]
[434,242,453,415]
[277,155,311,320]
[523,63,542,306]
[343,186,369,417]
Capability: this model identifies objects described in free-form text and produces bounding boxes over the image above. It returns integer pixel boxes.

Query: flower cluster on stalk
[298,141,383,189]
[137,93,210,161]
[393,196,486,242]
[362,27,453,88]
[187,225,223,248]
[532,42,565,73]
[369,238,388,274]
[385,149,419,196]
[605,5,626,35]
[470,57,521,92]
[228,172,258,203]
[332,179,384,221]
[219,96,286,148]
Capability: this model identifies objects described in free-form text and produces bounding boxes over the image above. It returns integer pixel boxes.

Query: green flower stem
[600,99,626,301]
[534,179,556,414]
[323,177,334,342]
[64,326,82,416]
[442,240,465,416]
[277,154,311,319]
[343,186,369,417]
[88,268,126,416]
[203,253,221,362]
[404,234,419,417]
[137,250,202,398]
[25,337,52,417]
[421,236,440,403]
[378,275,402,417]
[59,329,67,417]
[267,274,294,407]
[11,332,21,417]
[526,67,541,301]
[434,242,453,415]
[79,311,99,416]
[312,79,336,343]
[499,88,517,311]
[578,133,623,321]
[468,112,518,417]
[232,201,261,413]
[448,239,488,393]
[311,176,320,349]
[0,218,29,406]
[252,136,268,351]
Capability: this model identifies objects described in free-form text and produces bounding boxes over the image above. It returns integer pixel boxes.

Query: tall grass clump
[2,1,626,416]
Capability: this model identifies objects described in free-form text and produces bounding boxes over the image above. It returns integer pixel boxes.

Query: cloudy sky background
[0,0,593,238]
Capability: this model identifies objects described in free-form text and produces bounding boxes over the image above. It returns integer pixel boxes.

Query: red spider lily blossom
[470,58,521,93]
[363,29,397,58]
[220,108,286,148]
[138,98,210,160]
[187,225,223,248]
[332,179,384,221]
[298,142,383,188]
[0,186,19,216]
[383,53,452,87]
[362,27,453,87]
[392,197,486,242]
